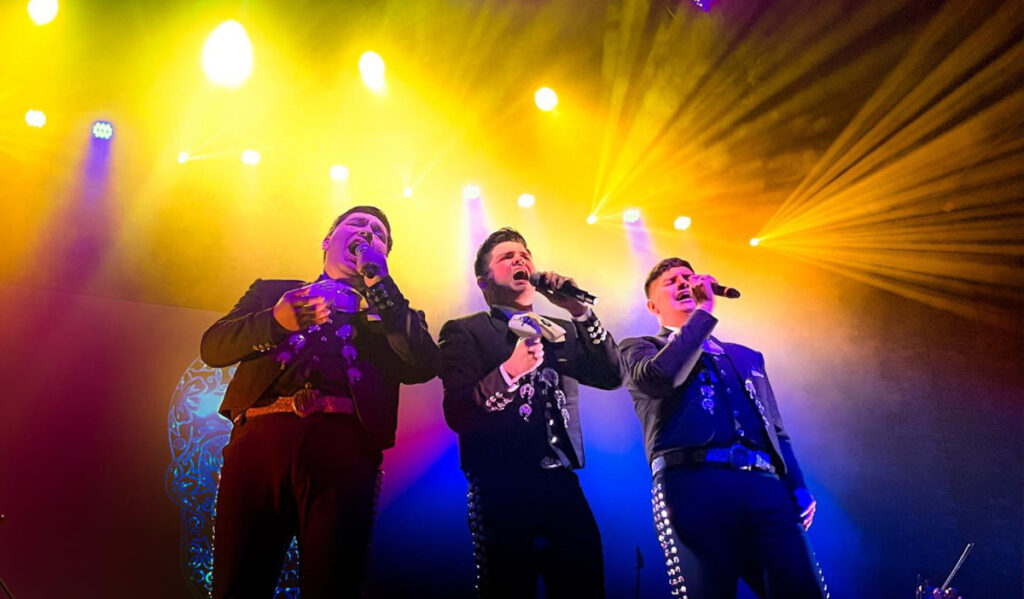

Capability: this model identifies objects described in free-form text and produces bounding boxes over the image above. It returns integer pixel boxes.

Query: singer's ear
[476,275,487,291]
[322,237,331,251]
[646,298,658,316]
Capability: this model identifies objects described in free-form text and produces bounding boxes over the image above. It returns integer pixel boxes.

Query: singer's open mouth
[512,270,529,281]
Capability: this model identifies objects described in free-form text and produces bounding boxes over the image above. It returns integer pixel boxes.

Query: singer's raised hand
[503,336,545,379]
[355,243,388,286]
[273,287,331,331]
[687,273,718,313]
[535,271,588,318]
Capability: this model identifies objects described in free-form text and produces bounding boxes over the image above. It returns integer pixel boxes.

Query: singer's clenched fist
[503,336,544,379]
[687,273,718,313]
[273,287,331,332]
[534,271,588,318]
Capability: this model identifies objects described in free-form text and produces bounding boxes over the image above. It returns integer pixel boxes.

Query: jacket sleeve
[439,319,521,434]
[758,352,807,491]
[363,276,441,384]
[557,310,624,390]
[620,309,718,398]
[200,279,292,368]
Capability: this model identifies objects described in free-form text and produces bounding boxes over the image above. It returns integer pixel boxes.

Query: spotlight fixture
[91,121,114,140]
[623,209,641,224]
[330,165,350,181]
[27,0,58,25]
[462,184,482,200]
[403,186,414,198]
[25,109,46,128]
[534,87,558,111]
[202,20,254,88]
[359,51,386,92]
[241,149,260,165]
[517,193,536,208]
[586,214,597,225]
[749,238,761,247]
[673,216,692,231]
[177,151,189,164]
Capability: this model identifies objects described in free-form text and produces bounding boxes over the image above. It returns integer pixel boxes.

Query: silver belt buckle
[729,445,752,470]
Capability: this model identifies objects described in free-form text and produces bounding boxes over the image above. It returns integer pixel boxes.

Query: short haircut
[324,205,393,254]
[644,257,694,297]
[475,227,528,278]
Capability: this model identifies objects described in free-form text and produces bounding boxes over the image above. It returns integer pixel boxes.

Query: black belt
[651,444,776,476]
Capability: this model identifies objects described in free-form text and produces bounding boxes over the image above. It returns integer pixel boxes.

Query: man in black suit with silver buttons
[439,227,623,598]
[200,205,440,599]
[619,257,826,599]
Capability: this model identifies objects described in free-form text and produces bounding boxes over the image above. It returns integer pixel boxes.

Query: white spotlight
[359,51,386,92]
[25,109,46,128]
[462,184,481,200]
[330,165,350,181]
[177,151,189,164]
[623,209,641,224]
[749,238,761,247]
[534,87,558,111]
[673,216,692,231]
[241,149,260,165]
[517,193,535,208]
[586,214,597,225]
[202,20,254,88]
[403,186,414,198]
[27,0,58,25]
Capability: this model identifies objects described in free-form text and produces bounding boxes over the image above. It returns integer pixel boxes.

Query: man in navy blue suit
[619,257,826,599]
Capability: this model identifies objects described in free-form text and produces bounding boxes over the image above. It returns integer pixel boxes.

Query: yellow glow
[202,20,254,88]
[240,149,260,165]
[27,0,58,25]
[534,87,558,111]
[359,51,386,92]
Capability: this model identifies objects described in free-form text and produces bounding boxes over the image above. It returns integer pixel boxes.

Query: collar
[663,325,726,355]
[491,304,533,321]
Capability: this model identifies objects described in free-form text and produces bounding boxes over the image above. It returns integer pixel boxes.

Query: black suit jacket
[620,309,807,491]
[200,277,440,450]
[440,308,623,475]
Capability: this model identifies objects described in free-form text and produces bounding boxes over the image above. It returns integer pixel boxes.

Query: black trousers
[212,413,382,599]
[466,467,605,599]
[653,467,826,599]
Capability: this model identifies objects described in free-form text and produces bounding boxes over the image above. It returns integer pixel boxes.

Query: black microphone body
[529,272,598,306]
[711,283,741,299]
[354,243,379,279]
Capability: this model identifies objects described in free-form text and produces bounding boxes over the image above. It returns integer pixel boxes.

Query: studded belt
[651,444,776,476]
[238,390,355,422]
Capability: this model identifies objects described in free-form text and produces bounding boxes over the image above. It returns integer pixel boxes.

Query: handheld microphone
[528,272,598,306]
[354,243,379,279]
[711,283,741,299]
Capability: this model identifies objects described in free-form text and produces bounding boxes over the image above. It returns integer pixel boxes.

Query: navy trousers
[653,467,827,599]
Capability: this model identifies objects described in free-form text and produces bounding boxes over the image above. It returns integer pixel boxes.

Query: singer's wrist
[567,304,588,319]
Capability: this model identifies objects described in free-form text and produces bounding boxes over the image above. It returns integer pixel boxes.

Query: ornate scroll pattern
[165,357,300,598]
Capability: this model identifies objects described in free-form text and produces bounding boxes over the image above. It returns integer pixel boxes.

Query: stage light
[202,20,253,88]
[25,110,46,128]
[27,0,58,25]
[749,238,761,247]
[463,184,481,200]
[91,121,114,140]
[534,87,558,111]
[517,193,535,208]
[359,51,386,92]
[241,149,260,165]
[177,151,189,164]
[674,216,692,231]
[403,186,413,198]
[623,208,641,224]
[586,214,597,225]
[330,165,350,181]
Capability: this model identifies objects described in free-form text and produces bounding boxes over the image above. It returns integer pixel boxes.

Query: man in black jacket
[439,227,623,598]
[619,257,825,599]
[200,205,440,599]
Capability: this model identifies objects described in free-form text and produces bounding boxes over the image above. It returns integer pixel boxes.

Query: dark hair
[644,257,694,297]
[324,205,393,256]
[474,227,528,278]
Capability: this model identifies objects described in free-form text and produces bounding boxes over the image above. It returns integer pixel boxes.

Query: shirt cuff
[571,306,593,322]
[499,363,525,388]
